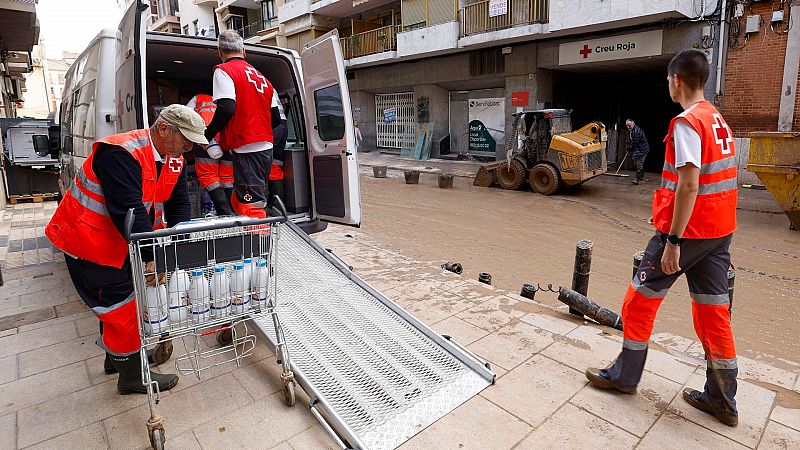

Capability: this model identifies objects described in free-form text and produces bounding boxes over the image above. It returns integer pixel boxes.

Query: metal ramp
[254,222,495,449]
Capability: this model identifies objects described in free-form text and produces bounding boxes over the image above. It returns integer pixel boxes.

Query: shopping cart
[124,205,295,450]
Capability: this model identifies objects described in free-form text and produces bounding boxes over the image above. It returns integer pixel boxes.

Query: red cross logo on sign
[244,66,268,94]
[711,114,733,155]
[168,157,183,173]
[579,44,592,59]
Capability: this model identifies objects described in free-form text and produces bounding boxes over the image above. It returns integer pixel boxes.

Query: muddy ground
[347,168,800,369]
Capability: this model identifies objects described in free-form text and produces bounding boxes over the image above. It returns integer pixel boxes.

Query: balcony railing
[459,0,548,36]
[238,18,279,39]
[340,25,401,59]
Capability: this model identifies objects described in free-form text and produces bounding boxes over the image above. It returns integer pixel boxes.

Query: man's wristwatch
[665,233,683,246]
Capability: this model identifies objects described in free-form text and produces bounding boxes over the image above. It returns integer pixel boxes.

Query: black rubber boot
[209,188,234,216]
[112,351,179,395]
[103,342,174,374]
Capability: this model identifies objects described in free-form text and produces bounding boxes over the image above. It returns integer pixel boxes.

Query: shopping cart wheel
[148,427,165,450]
[284,380,296,406]
[216,328,233,346]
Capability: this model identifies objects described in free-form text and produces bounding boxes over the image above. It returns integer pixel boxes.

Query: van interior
[144,34,311,216]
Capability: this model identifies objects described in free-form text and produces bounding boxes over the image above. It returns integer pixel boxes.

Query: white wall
[178,0,217,36]
[397,21,460,58]
[547,0,696,33]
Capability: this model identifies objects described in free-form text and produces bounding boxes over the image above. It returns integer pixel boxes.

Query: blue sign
[383,107,397,124]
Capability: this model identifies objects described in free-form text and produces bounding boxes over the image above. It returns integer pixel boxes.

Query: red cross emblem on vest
[168,157,183,173]
[711,114,733,155]
[244,66,268,94]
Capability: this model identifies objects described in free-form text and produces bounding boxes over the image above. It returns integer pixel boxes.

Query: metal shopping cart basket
[124,206,295,449]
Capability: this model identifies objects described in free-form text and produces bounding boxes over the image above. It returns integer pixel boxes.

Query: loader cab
[55,0,361,231]
[515,109,572,161]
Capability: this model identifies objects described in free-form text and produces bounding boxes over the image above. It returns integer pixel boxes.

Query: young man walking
[585,49,739,427]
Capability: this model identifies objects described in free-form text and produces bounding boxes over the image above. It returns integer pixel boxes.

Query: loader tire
[496,159,527,190]
[530,164,560,195]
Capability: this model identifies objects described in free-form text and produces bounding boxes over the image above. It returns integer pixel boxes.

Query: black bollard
[478,272,492,285]
[728,267,736,314]
[570,240,593,317]
[632,251,645,280]
[442,262,463,275]
[558,287,623,331]
[520,284,536,300]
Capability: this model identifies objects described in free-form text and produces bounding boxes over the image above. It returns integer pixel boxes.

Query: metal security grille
[375,93,416,149]
[255,224,493,449]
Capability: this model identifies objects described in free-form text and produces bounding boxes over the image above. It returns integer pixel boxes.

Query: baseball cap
[158,104,209,145]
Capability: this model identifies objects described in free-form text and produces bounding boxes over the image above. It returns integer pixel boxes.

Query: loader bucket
[748,132,800,229]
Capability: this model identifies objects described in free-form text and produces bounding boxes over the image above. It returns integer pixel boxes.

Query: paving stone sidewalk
[1,203,798,449]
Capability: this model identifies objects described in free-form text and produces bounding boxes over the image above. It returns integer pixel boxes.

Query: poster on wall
[468,98,505,153]
[488,0,507,17]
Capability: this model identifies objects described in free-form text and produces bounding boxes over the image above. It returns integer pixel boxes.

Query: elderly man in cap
[46,104,207,395]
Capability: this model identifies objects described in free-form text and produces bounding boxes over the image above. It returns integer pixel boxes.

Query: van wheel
[530,164,560,195]
[496,159,526,190]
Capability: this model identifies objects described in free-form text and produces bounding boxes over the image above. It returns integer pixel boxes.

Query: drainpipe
[778,1,800,131]
[714,0,727,102]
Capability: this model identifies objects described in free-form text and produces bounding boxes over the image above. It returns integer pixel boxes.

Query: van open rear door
[115,0,148,131]
[301,30,362,227]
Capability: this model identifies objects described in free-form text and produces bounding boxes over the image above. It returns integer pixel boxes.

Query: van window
[314,84,345,141]
[71,80,97,157]
[60,92,74,155]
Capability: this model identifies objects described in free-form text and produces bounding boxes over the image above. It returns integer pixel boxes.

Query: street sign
[558,30,663,65]
[383,107,396,123]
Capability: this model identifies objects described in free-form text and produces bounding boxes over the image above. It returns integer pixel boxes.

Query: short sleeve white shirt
[673,119,701,169]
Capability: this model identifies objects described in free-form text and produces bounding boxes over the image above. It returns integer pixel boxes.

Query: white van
[56,0,361,233]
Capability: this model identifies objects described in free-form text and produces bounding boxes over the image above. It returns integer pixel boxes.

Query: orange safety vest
[46,129,184,268]
[653,100,737,239]
[193,93,216,126]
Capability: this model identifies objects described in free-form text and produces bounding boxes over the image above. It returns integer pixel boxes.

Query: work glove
[207,139,223,160]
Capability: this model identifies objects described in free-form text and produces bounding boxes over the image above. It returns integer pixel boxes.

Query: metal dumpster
[748,132,800,229]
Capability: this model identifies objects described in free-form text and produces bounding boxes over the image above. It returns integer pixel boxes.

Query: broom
[604,152,630,178]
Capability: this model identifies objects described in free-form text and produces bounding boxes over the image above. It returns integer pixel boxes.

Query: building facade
[276,0,728,167]
[178,0,218,37]
[0,0,39,120]
[215,0,282,46]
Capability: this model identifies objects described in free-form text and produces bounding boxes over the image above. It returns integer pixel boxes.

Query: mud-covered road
[348,168,800,369]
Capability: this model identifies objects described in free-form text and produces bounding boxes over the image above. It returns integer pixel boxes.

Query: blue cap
[243,258,252,263]
[214,265,225,273]
[191,269,204,277]
[234,262,244,270]
[258,259,267,267]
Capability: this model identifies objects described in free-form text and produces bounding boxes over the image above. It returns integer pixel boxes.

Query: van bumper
[295,218,328,235]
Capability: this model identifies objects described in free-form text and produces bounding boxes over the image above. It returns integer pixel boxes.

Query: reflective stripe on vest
[70,182,109,217]
[153,202,166,229]
[660,156,738,194]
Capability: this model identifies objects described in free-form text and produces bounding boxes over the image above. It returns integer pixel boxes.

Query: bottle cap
[234,262,244,270]
[243,258,252,263]
[191,269,204,277]
[214,265,225,273]
[258,260,267,267]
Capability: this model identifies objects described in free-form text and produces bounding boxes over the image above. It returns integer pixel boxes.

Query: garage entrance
[551,56,682,173]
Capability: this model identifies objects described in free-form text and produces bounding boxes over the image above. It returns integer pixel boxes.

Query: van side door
[115,0,148,131]
[301,30,361,227]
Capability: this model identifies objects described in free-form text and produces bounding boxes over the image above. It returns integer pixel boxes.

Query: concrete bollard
[404,170,420,184]
[438,173,454,189]
[632,251,645,280]
[570,239,593,317]
[373,165,388,178]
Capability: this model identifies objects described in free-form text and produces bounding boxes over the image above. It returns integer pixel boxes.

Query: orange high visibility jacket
[46,129,184,268]
[653,100,737,239]
[193,93,216,126]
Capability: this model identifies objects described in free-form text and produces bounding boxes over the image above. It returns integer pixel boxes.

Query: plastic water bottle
[167,269,191,323]
[230,262,250,314]
[188,269,210,323]
[143,284,169,335]
[242,258,253,292]
[210,264,230,318]
[252,259,269,310]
